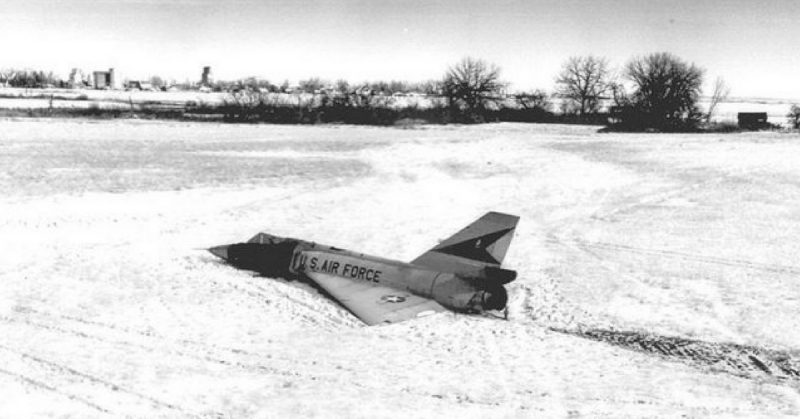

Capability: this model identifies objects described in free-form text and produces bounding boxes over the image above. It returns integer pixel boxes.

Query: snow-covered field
[1,119,799,418]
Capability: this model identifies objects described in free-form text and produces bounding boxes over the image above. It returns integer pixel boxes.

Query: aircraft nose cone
[208,245,229,260]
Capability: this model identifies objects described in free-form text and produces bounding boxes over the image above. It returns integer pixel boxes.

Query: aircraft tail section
[411,211,519,273]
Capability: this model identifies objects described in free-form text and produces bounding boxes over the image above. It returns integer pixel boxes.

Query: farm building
[738,112,768,129]
[92,68,116,89]
[124,80,155,91]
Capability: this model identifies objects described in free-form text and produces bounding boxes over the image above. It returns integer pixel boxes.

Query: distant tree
[442,57,505,120]
[4,69,52,88]
[28,70,41,87]
[149,75,165,88]
[624,52,705,130]
[417,79,442,95]
[706,77,730,122]
[279,80,290,93]
[335,79,350,94]
[368,80,390,94]
[507,89,552,122]
[788,104,800,129]
[240,76,258,88]
[299,78,325,93]
[67,68,89,88]
[513,89,551,111]
[32,71,44,87]
[603,69,629,108]
[388,80,408,94]
[223,89,272,121]
[555,56,609,116]
[607,80,629,108]
[1,69,62,88]
[0,69,14,87]
[236,77,274,92]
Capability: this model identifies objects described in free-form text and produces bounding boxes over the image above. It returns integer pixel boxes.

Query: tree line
[9,52,800,131]
[443,53,733,131]
[218,52,734,131]
[0,69,64,88]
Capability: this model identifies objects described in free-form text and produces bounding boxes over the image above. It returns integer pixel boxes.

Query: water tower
[201,66,211,86]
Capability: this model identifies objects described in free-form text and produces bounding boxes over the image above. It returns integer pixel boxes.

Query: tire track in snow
[0,314,302,379]
[1,309,370,392]
[4,308,508,410]
[510,246,800,385]
[0,343,187,415]
[511,273,600,332]
[514,281,800,383]
[560,238,800,275]
[555,328,800,383]
[16,307,303,367]
[0,366,111,415]
[204,256,360,329]
[23,307,263,358]
[208,274,350,329]
[248,280,361,328]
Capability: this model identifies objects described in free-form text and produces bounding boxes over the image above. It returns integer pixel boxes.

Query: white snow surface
[1,119,799,418]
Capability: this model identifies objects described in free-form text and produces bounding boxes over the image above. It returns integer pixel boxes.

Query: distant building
[124,80,155,91]
[92,68,115,89]
[201,66,211,86]
[738,112,768,130]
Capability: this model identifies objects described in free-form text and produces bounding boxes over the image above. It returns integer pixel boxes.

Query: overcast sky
[3,0,799,99]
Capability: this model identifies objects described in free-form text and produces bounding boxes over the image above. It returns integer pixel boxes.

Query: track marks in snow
[565,238,800,275]
[509,237,800,386]
[510,270,601,332]
[513,281,800,385]
[510,266,800,385]
[0,312,302,380]
[206,263,361,330]
[0,366,111,415]
[562,329,800,384]
[0,317,191,415]
[20,307,266,359]
[248,279,360,329]
[1,306,369,407]
[0,342,187,415]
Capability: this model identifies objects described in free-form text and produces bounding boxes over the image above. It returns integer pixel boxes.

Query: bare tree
[299,77,325,93]
[417,79,441,95]
[335,79,350,94]
[368,80,390,94]
[706,77,730,122]
[388,80,408,94]
[223,89,269,121]
[788,104,800,129]
[0,69,14,87]
[555,56,609,116]
[149,75,165,88]
[625,52,704,130]
[603,69,629,108]
[442,57,505,119]
[513,89,551,111]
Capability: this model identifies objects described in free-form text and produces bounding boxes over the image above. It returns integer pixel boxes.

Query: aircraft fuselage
[210,232,509,314]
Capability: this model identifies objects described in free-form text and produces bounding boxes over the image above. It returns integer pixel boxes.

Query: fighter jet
[208,211,519,325]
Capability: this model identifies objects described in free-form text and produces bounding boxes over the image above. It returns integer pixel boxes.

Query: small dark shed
[738,112,768,129]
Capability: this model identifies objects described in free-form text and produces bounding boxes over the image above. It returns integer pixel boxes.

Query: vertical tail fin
[411,212,519,272]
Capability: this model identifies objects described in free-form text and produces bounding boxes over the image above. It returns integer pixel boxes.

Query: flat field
[1,119,799,417]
